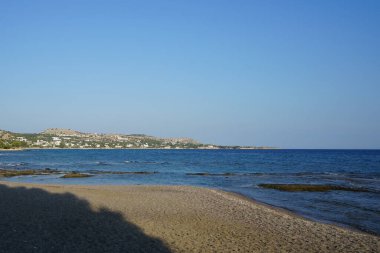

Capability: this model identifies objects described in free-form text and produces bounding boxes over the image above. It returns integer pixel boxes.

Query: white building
[16,137,27,142]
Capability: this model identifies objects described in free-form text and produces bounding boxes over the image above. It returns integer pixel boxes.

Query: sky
[1,0,379,148]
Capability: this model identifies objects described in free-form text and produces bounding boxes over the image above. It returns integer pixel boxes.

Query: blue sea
[0,149,379,235]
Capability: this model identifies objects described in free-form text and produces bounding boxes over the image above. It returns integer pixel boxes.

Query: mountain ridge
[0,128,273,150]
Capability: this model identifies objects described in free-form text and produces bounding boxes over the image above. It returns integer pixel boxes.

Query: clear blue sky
[1,0,379,148]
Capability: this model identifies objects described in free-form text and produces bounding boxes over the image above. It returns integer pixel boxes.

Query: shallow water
[1,149,379,234]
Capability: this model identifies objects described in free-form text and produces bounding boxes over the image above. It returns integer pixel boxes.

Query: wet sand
[0,181,379,252]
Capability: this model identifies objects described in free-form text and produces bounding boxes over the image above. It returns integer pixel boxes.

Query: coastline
[0,147,278,151]
[0,181,378,252]
[224,189,375,236]
[0,148,24,151]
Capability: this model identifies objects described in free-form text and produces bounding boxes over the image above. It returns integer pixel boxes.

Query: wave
[186,172,237,176]
[0,162,29,167]
[316,199,380,214]
[185,171,380,184]
[96,162,111,166]
[81,169,159,175]
[124,160,169,165]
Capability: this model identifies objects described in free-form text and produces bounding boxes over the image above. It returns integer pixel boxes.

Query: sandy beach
[0,181,378,253]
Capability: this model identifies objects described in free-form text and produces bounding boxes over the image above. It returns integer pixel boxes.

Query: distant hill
[0,128,273,150]
[41,128,83,136]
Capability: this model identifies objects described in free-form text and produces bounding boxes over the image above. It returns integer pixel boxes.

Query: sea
[0,149,379,235]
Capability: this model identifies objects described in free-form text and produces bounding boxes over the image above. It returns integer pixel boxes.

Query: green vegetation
[61,172,93,178]
[0,140,28,149]
[59,141,66,148]
[258,184,371,192]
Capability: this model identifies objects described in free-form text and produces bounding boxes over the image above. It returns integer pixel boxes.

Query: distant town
[0,128,273,150]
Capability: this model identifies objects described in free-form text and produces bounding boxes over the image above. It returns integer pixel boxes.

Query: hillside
[0,128,270,150]
[41,128,83,136]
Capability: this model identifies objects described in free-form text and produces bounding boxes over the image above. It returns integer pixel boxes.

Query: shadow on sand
[0,184,171,253]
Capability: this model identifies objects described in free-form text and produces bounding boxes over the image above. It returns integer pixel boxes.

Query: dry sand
[0,181,378,253]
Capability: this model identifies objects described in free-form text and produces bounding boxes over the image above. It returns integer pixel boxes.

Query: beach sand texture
[0,182,378,253]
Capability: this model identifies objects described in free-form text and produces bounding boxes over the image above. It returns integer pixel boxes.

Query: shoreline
[0,165,378,236]
[0,181,378,252]
[0,147,278,151]
[0,179,374,236]
[225,189,376,236]
[0,177,377,236]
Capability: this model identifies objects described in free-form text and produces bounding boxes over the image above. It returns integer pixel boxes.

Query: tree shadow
[0,184,172,253]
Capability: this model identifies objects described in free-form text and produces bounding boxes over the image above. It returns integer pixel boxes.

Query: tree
[59,141,66,148]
